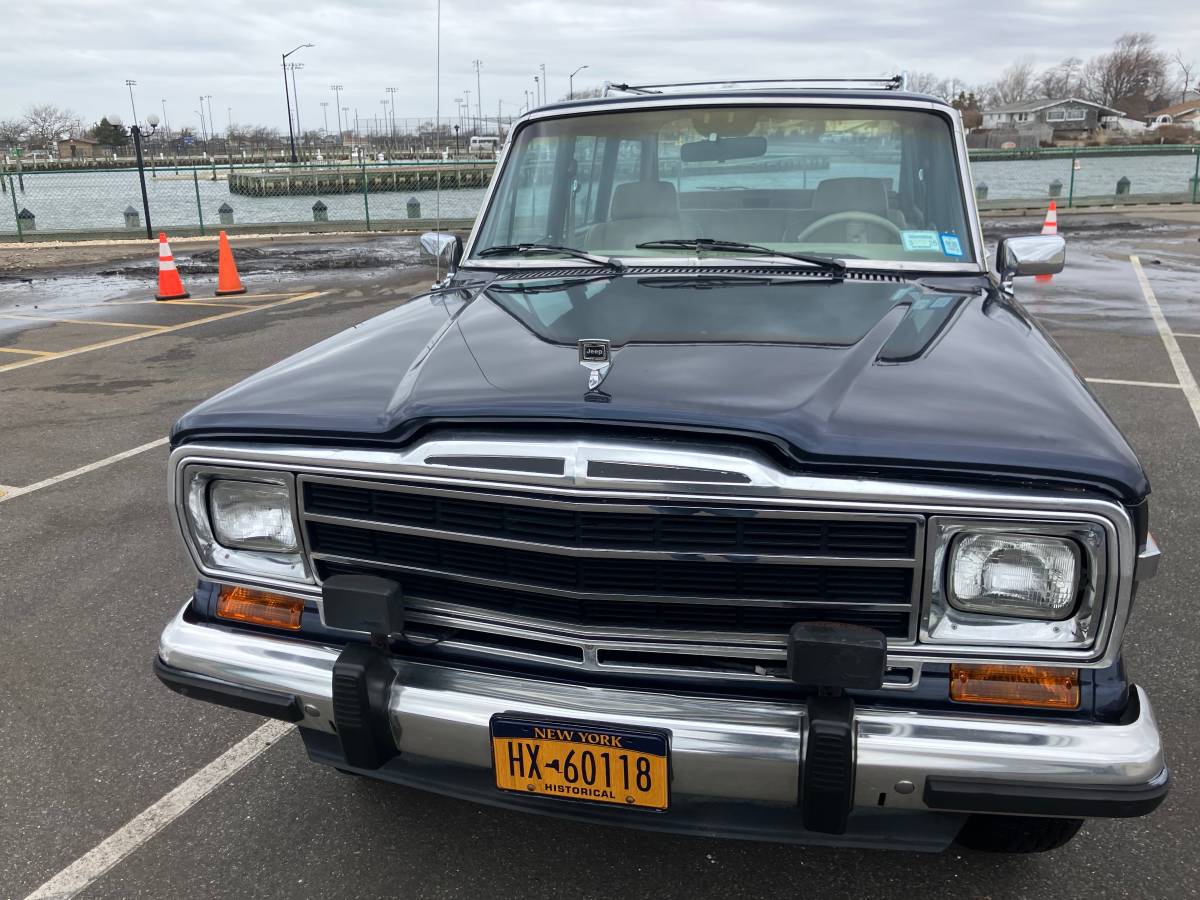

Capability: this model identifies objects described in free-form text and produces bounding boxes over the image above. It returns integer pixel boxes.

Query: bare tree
[1174,49,1196,102]
[22,104,83,150]
[0,118,27,147]
[906,71,952,100]
[986,60,1038,106]
[1039,57,1083,98]
[1081,33,1168,117]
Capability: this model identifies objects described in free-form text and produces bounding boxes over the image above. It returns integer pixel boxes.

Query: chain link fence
[0,159,487,240]
[3,146,1199,241]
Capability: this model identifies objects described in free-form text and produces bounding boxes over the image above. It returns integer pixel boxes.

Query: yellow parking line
[0,347,55,356]
[0,291,327,374]
[0,314,167,330]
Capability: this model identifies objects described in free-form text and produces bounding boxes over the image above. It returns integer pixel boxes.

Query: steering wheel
[793,211,904,244]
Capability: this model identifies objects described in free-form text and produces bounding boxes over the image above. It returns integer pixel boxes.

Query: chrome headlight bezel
[923,518,1107,650]
[178,463,312,586]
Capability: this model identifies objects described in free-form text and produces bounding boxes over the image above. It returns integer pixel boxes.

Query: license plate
[490,715,670,810]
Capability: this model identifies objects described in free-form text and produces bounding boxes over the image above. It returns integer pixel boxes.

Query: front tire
[955,815,1084,853]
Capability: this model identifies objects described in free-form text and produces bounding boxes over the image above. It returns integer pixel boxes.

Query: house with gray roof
[981,98,1123,136]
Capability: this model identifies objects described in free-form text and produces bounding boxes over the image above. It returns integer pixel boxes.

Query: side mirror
[420,231,463,274]
[995,234,1066,288]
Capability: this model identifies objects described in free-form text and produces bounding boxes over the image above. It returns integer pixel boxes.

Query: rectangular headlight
[209,480,298,552]
[949,533,1079,620]
[179,465,309,585]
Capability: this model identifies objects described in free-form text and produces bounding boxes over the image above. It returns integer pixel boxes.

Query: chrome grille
[298,473,925,684]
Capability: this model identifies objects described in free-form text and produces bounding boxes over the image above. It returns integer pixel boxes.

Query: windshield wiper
[636,238,846,276]
[477,243,626,271]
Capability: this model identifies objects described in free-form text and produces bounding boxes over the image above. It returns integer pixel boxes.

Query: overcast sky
[4,0,1199,133]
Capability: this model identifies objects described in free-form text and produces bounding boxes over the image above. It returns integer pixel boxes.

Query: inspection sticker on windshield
[939,233,964,257]
[901,230,941,252]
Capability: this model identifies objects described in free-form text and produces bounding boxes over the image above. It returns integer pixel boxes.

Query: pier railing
[2,145,1198,241]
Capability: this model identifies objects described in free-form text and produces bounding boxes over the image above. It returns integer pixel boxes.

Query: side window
[488,136,556,245]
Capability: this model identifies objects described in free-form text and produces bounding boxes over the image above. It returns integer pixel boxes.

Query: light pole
[380,99,390,152]
[540,63,547,103]
[533,75,539,108]
[196,98,208,142]
[472,59,483,132]
[204,95,215,140]
[386,86,398,137]
[125,80,139,130]
[320,101,329,135]
[569,64,588,100]
[160,98,171,140]
[281,42,314,162]
[109,113,158,238]
[289,63,304,145]
[343,106,351,140]
[464,89,472,133]
[330,85,344,144]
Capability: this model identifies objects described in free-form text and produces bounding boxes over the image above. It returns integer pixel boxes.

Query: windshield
[473,104,975,266]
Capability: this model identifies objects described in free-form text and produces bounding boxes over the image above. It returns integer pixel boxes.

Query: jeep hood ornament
[578,339,612,390]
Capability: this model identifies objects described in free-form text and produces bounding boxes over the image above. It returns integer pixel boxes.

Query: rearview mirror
[680,135,767,163]
[420,231,463,274]
[996,234,1065,287]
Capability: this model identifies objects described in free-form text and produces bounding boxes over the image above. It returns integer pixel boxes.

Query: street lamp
[533,75,539,108]
[569,64,589,100]
[289,64,305,146]
[160,98,171,139]
[282,42,314,162]
[539,63,547,103]
[386,86,398,138]
[109,112,158,239]
[472,59,483,133]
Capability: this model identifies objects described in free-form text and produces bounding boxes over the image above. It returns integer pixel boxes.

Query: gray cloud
[3,0,1197,131]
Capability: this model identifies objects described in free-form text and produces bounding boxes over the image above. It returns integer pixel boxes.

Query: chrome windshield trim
[461,95,985,272]
[171,437,1135,668]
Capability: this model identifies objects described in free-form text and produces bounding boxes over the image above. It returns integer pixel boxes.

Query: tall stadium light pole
[330,85,344,144]
[380,99,390,151]
[386,86,398,137]
[533,75,539,108]
[343,106,351,139]
[569,64,588,100]
[464,89,472,132]
[160,98,171,139]
[472,59,483,131]
[289,63,305,145]
[204,95,215,140]
[282,42,314,162]
[125,80,139,130]
[197,98,208,142]
[539,63,547,103]
[320,101,329,134]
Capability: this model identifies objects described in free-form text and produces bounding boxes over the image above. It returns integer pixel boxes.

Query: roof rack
[603,75,907,96]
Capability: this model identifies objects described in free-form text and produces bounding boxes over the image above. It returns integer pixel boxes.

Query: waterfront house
[981,98,1123,140]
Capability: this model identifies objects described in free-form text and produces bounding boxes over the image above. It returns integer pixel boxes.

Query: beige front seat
[584,181,686,251]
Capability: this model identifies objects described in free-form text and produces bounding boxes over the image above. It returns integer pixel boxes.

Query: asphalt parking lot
[1,220,1199,899]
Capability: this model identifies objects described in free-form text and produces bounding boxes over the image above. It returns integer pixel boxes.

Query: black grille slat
[316,564,913,639]
[308,521,913,604]
[304,482,916,557]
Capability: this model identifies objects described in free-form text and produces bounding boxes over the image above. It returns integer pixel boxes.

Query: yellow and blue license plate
[490,715,670,810]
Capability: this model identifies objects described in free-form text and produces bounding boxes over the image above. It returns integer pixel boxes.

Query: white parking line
[1130,255,1200,432]
[1086,377,1183,389]
[0,437,168,503]
[23,720,295,900]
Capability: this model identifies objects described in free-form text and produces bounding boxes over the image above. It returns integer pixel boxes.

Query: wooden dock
[228,163,496,197]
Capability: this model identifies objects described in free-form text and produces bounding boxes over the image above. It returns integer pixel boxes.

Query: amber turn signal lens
[950,663,1080,709]
[216,585,304,631]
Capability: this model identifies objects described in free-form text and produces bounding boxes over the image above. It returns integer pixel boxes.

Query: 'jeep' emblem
[578,339,612,390]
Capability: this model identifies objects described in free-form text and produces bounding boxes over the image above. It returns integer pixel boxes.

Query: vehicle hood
[173,274,1148,501]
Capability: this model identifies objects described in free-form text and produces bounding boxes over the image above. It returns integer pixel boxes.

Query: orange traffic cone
[155,233,189,300]
[214,230,247,296]
[1035,201,1058,283]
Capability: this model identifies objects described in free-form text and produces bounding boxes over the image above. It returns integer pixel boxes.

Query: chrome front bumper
[158,605,1167,846]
